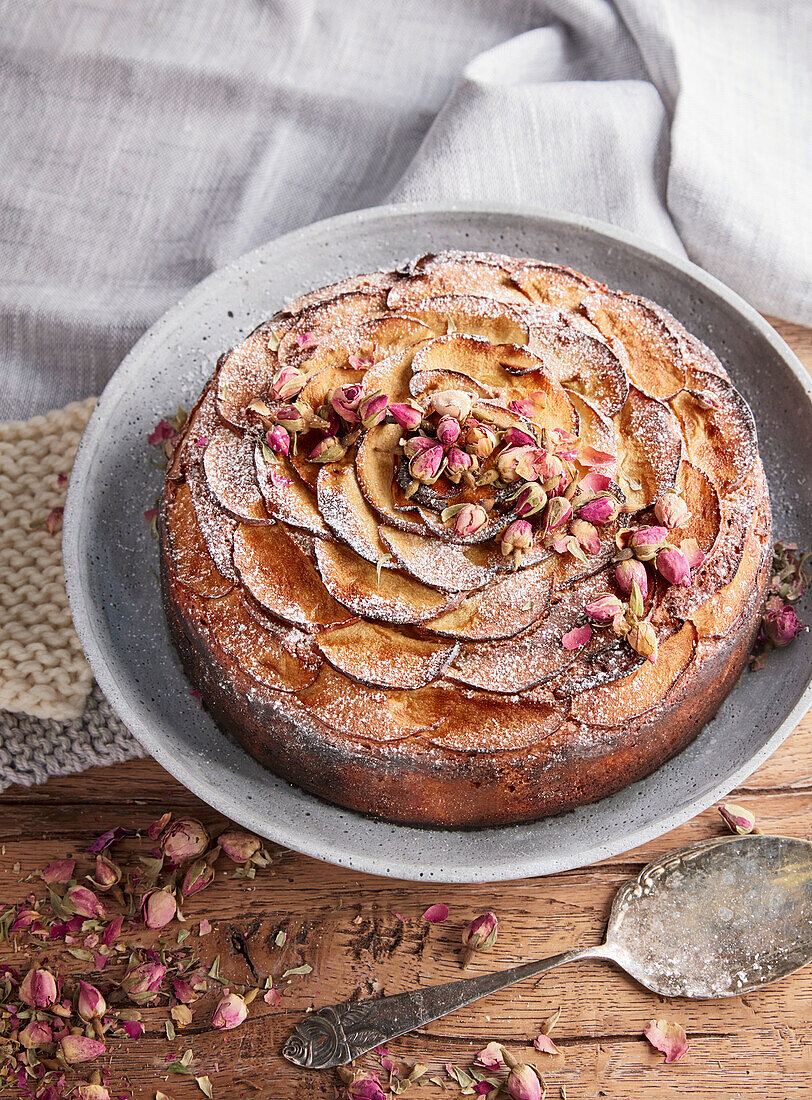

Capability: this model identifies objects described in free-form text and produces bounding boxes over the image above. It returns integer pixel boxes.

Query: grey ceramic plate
[64,203,812,883]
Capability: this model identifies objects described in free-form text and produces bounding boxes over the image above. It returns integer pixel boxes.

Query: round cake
[159,250,771,827]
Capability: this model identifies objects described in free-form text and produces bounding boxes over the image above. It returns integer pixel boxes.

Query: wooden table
[1,320,810,1100]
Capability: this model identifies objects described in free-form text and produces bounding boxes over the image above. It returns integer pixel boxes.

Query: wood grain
[0,319,810,1100]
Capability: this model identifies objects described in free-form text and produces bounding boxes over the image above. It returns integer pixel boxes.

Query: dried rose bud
[77,1086,112,1100]
[585,594,625,624]
[428,389,473,421]
[570,518,600,555]
[615,558,649,599]
[506,1063,543,1100]
[217,829,262,864]
[461,911,498,967]
[388,401,423,431]
[656,547,691,587]
[654,492,690,530]
[409,442,445,484]
[504,425,536,448]
[212,992,248,1031]
[540,496,572,537]
[91,853,122,891]
[445,447,476,480]
[464,420,498,459]
[764,602,803,646]
[501,519,533,559]
[19,1020,53,1048]
[436,415,461,446]
[77,980,106,1021]
[331,383,364,423]
[679,537,705,569]
[535,450,565,483]
[182,858,215,897]
[66,885,108,920]
[452,504,488,538]
[627,620,658,663]
[19,967,58,1008]
[513,482,547,518]
[270,365,305,402]
[577,492,619,525]
[265,425,290,456]
[275,403,308,434]
[60,1035,106,1064]
[140,887,177,929]
[718,802,758,835]
[358,391,389,428]
[629,525,669,561]
[159,817,209,865]
[402,434,436,459]
[497,445,549,484]
[121,960,167,1003]
[309,435,347,464]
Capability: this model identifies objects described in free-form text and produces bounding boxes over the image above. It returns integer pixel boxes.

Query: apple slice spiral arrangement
[159,250,771,826]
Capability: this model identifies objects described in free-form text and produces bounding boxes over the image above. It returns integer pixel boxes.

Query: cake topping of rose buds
[627,620,658,663]
[19,967,58,1008]
[330,382,364,422]
[615,558,649,598]
[270,365,306,402]
[428,389,473,421]
[655,492,690,530]
[388,401,423,431]
[656,546,691,587]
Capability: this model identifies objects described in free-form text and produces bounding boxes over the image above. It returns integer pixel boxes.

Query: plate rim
[63,200,812,882]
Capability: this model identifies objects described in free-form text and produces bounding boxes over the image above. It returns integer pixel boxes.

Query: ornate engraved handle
[282,945,605,1069]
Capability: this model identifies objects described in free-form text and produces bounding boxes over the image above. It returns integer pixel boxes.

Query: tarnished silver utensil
[282,834,812,1069]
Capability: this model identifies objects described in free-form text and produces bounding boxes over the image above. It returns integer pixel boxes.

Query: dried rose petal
[644,1018,689,1063]
[579,445,616,468]
[41,858,75,885]
[562,624,591,650]
[346,1070,387,1100]
[19,1019,53,1048]
[476,1041,505,1069]
[578,471,612,493]
[678,537,705,570]
[87,825,136,853]
[295,331,317,349]
[66,885,108,919]
[212,992,248,1031]
[77,1086,112,1100]
[422,903,449,923]
[19,967,58,1008]
[264,987,281,1006]
[717,802,757,835]
[160,818,209,864]
[147,811,172,840]
[140,887,177,929]
[121,1019,144,1039]
[59,1034,106,1064]
[217,829,262,864]
[533,1032,562,1055]
[148,419,175,445]
[77,980,106,1021]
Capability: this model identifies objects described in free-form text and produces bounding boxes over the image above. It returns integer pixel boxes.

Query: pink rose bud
[346,1071,387,1100]
[358,391,389,428]
[514,482,547,518]
[121,960,167,1003]
[160,818,209,864]
[270,365,305,402]
[615,558,649,598]
[577,492,619,525]
[504,426,536,448]
[429,389,473,421]
[501,519,533,558]
[654,492,690,529]
[91,853,122,891]
[309,435,347,463]
[330,382,364,422]
[77,980,107,1021]
[656,547,691,587]
[409,442,445,484]
[627,620,659,663]
[19,967,58,1008]
[212,992,248,1031]
[629,525,669,561]
[275,403,307,433]
[461,911,499,967]
[497,445,547,484]
[446,447,476,479]
[66,885,108,920]
[585,594,626,623]
[507,1064,543,1100]
[464,420,498,459]
[19,1020,53,1048]
[217,829,262,864]
[59,1035,106,1064]
[540,496,572,536]
[718,802,758,835]
[570,518,600,555]
[452,504,488,538]
[534,450,565,484]
[402,434,436,459]
[182,858,216,897]
[436,415,461,446]
[140,887,177,930]
[265,425,290,456]
[388,402,423,431]
[764,602,803,646]
[78,1086,112,1100]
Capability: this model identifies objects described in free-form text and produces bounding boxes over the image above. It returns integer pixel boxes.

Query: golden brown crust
[159,251,771,827]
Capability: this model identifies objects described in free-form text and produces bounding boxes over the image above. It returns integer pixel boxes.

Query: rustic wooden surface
[1,319,810,1099]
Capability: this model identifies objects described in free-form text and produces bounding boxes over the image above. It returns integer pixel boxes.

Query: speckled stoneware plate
[64,203,812,882]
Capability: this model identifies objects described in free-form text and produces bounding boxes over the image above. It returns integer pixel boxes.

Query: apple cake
[159,251,771,826]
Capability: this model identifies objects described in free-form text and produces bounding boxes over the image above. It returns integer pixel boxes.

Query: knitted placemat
[0,398,143,790]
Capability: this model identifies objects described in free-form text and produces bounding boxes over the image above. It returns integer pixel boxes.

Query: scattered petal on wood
[644,1018,690,1063]
[422,903,449,923]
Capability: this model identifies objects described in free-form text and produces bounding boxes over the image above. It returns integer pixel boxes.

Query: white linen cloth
[1,0,809,422]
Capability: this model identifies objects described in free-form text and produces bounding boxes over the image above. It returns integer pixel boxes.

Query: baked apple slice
[422,691,566,753]
[379,526,497,592]
[203,428,268,523]
[387,251,530,309]
[315,619,459,689]
[420,562,552,641]
[276,288,388,369]
[528,314,628,416]
[408,294,530,345]
[509,260,597,310]
[233,522,351,629]
[355,423,429,535]
[668,460,721,553]
[614,386,682,511]
[254,445,332,538]
[185,463,238,582]
[215,326,278,430]
[162,481,234,599]
[317,462,392,564]
[670,368,757,495]
[690,514,768,638]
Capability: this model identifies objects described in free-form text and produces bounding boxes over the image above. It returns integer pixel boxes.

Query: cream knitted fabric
[0,398,97,719]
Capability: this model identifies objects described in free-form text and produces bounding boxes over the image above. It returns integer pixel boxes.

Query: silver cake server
[282,834,812,1069]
